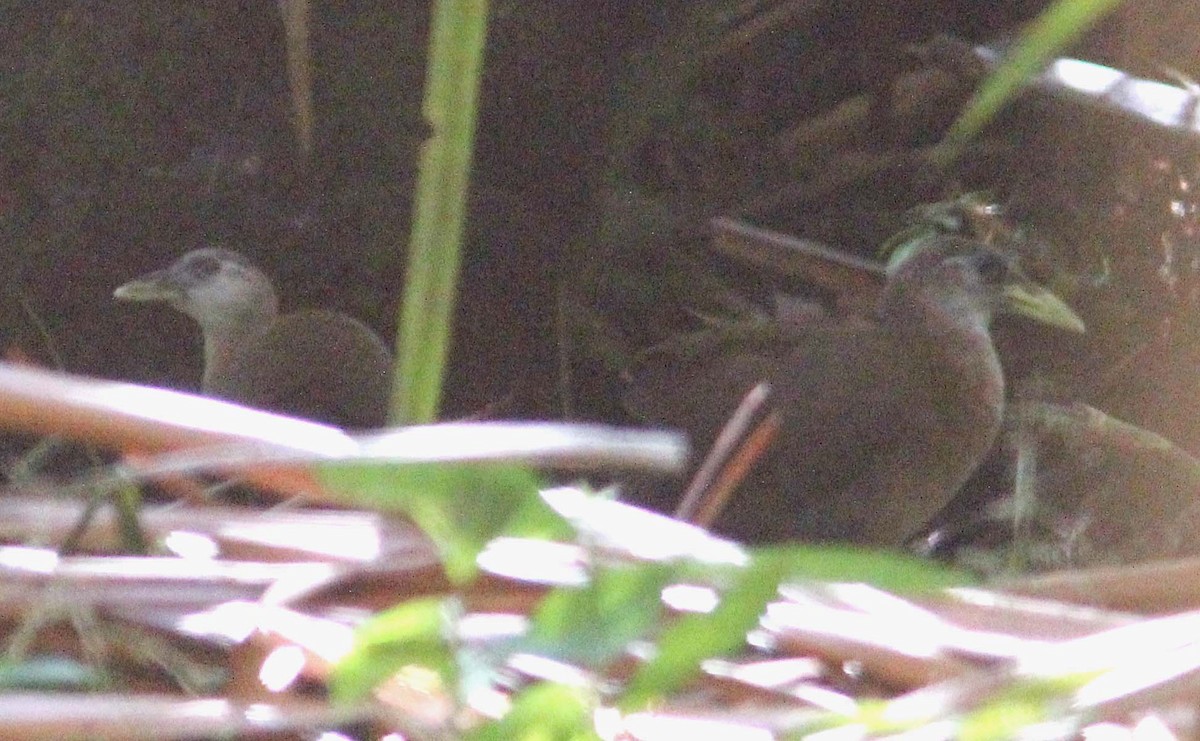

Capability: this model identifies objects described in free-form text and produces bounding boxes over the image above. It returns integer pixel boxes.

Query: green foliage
[749,543,974,593]
[518,562,673,669]
[330,597,456,704]
[392,0,491,423]
[774,673,1098,739]
[464,683,599,741]
[956,673,1097,740]
[960,683,1061,741]
[0,657,107,691]
[784,699,907,739]
[937,0,1129,163]
[317,461,559,584]
[619,547,792,709]
[324,468,982,735]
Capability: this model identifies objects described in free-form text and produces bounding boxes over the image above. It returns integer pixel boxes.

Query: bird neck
[198,304,278,393]
[878,288,1005,430]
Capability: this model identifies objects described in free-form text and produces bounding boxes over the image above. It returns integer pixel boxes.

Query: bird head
[114,248,280,336]
[882,237,1085,334]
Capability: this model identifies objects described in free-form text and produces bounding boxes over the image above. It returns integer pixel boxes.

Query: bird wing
[768,324,941,543]
[217,310,393,429]
[623,319,944,543]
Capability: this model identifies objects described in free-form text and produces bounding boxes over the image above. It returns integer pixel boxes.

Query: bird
[623,235,1085,546]
[115,248,392,429]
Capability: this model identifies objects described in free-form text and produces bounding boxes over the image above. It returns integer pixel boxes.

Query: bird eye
[186,254,221,279]
[974,252,1013,285]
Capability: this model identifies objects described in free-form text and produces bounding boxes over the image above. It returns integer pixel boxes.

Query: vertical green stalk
[392,0,490,423]
[934,0,1127,166]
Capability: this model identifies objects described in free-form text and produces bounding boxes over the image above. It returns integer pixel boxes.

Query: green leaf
[0,657,107,691]
[318,461,551,584]
[330,596,456,704]
[958,675,1089,741]
[465,682,599,741]
[754,544,975,593]
[517,561,674,669]
[960,697,1054,741]
[937,0,1129,163]
[616,545,971,708]
[666,543,974,597]
[620,548,791,708]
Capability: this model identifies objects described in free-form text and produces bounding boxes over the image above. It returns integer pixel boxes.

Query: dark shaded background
[0,1,1064,416]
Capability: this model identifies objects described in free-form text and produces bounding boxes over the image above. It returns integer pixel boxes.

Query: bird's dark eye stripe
[186,254,221,279]
[974,252,1012,284]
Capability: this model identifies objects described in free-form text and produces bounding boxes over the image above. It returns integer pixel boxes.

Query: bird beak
[113,270,185,303]
[1002,282,1086,333]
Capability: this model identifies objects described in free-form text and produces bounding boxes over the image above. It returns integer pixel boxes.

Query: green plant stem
[392,0,490,423]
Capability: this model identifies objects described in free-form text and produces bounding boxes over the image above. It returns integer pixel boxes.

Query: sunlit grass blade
[392,0,490,423]
[935,0,1128,165]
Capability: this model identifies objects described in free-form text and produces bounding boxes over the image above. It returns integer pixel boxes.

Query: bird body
[116,249,392,429]
[625,238,1083,545]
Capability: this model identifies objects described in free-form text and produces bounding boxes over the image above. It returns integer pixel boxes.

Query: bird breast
[205,310,393,429]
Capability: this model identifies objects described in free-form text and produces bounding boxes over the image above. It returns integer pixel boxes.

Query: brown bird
[624,236,1085,546]
[115,248,392,429]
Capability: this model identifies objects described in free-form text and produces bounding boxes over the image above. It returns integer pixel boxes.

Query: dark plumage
[115,248,392,429]
[624,236,1084,546]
